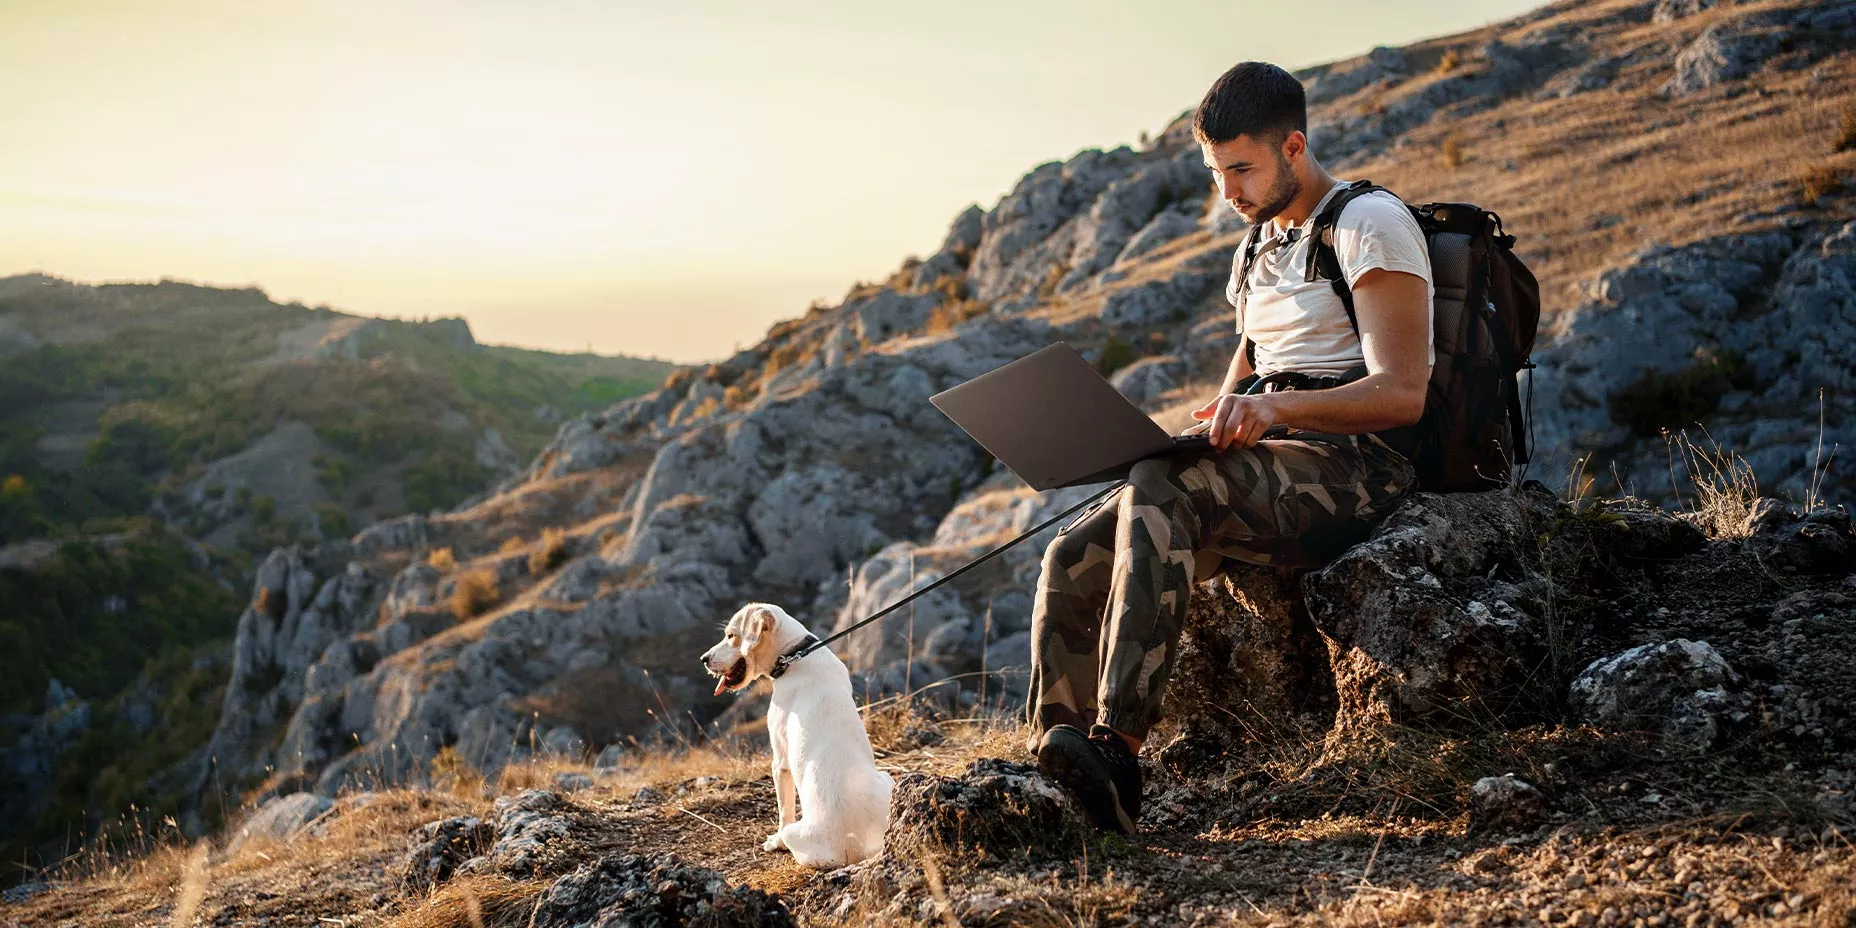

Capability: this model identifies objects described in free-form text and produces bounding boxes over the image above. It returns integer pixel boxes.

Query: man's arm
[1194,267,1430,449]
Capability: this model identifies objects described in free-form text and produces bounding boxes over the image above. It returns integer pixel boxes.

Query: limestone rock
[1109,355,1186,407]
[526,854,794,928]
[886,758,1087,857]
[1664,24,1771,96]
[1470,774,1547,830]
[1099,265,1222,328]
[227,792,332,853]
[1569,640,1744,749]
[398,816,492,894]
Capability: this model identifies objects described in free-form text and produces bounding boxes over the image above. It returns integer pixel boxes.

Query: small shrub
[1037,264,1067,299]
[1095,335,1138,377]
[1836,106,1856,153]
[529,527,568,576]
[451,567,499,618]
[923,299,990,335]
[1608,347,1753,436]
[722,383,752,410]
[498,536,525,554]
[1799,162,1845,206]
[1436,48,1461,74]
[1441,135,1465,170]
[427,547,457,570]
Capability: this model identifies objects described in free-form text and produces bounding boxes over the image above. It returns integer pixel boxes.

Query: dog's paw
[762,833,786,852]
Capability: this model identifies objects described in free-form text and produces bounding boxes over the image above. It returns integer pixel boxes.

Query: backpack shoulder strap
[1305,180,1392,336]
[1233,222,1266,369]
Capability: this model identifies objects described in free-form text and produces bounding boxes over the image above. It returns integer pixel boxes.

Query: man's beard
[1247,157,1301,225]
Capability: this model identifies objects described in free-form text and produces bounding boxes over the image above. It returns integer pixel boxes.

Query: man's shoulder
[1334,188,1419,234]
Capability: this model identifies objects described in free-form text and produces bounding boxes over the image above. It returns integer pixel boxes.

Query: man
[1025,61,1435,833]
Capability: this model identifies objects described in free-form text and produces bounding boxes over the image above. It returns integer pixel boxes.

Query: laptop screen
[929,343,1175,490]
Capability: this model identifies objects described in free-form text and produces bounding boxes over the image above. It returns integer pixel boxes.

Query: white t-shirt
[1225,182,1435,378]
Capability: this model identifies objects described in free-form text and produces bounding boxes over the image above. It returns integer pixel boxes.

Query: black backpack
[1233,180,1540,492]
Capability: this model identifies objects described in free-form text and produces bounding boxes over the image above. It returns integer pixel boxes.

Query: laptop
[929,342,1217,490]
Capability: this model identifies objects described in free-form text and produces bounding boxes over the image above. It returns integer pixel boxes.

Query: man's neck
[1271,168,1340,232]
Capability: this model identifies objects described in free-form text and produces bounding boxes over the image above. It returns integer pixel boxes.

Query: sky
[0,0,1542,364]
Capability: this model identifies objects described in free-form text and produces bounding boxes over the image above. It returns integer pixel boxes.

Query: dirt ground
[5,712,1851,928]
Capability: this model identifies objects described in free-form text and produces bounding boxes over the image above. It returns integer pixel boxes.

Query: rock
[540,725,586,760]
[1664,24,1771,96]
[1652,0,1723,23]
[1303,486,1569,732]
[1099,266,1222,327]
[482,789,574,877]
[526,854,794,928]
[1302,45,1409,105]
[552,772,595,792]
[399,816,492,894]
[1471,774,1547,830]
[1569,640,1744,749]
[592,744,624,771]
[228,792,333,854]
[1109,355,1186,407]
[1116,208,1201,264]
[1,882,51,904]
[886,758,1087,857]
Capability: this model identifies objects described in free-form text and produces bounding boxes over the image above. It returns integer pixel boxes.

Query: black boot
[1035,723,1142,833]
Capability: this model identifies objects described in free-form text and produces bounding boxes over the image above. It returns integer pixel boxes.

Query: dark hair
[1192,62,1307,146]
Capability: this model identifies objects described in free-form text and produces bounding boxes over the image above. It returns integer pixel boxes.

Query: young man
[1026,61,1435,833]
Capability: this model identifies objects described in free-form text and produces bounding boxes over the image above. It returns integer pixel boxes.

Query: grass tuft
[451,567,500,619]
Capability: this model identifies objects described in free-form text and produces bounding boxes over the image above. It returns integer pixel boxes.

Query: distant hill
[0,273,674,553]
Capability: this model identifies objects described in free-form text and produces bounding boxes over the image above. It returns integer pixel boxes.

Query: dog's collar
[768,634,821,680]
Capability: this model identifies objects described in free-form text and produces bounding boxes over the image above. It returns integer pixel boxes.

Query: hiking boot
[1034,723,1142,833]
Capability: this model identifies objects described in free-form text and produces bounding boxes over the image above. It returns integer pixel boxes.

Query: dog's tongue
[714,677,728,696]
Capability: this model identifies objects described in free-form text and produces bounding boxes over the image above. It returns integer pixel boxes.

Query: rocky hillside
[5,0,1855,918]
[0,276,672,876]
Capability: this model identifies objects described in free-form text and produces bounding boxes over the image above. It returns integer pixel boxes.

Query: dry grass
[451,567,500,618]
[1436,47,1462,74]
[497,535,524,555]
[527,526,567,576]
[1441,134,1466,170]
[428,746,487,798]
[923,298,991,335]
[388,875,545,928]
[1836,104,1856,153]
[1667,431,1761,539]
[426,546,456,571]
[1798,160,1846,206]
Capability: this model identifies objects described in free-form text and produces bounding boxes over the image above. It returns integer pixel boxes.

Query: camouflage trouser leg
[1025,433,1416,748]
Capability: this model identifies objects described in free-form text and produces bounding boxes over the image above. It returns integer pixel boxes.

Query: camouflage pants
[1025,433,1415,745]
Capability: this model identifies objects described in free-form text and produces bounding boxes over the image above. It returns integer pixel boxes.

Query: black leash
[769,479,1129,678]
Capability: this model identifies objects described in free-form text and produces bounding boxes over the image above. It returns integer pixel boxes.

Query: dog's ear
[749,607,775,640]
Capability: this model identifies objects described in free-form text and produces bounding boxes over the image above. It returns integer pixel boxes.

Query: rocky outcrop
[1157,486,1856,779]
[1530,222,1855,506]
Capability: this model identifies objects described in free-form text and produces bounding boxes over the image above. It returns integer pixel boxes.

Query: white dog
[701,602,892,867]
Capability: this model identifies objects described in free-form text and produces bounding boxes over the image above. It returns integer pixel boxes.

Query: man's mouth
[713,658,747,695]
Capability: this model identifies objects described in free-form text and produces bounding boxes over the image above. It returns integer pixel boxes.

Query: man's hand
[1188,392,1280,450]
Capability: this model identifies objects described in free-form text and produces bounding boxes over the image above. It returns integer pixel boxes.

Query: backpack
[1233,180,1541,492]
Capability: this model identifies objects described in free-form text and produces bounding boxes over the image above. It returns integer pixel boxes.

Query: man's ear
[1281,129,1306,163]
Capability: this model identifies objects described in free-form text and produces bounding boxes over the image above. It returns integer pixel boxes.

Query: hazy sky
[1,0,1540,363]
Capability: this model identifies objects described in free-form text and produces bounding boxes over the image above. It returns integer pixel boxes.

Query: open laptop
[930,342,1217,490]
